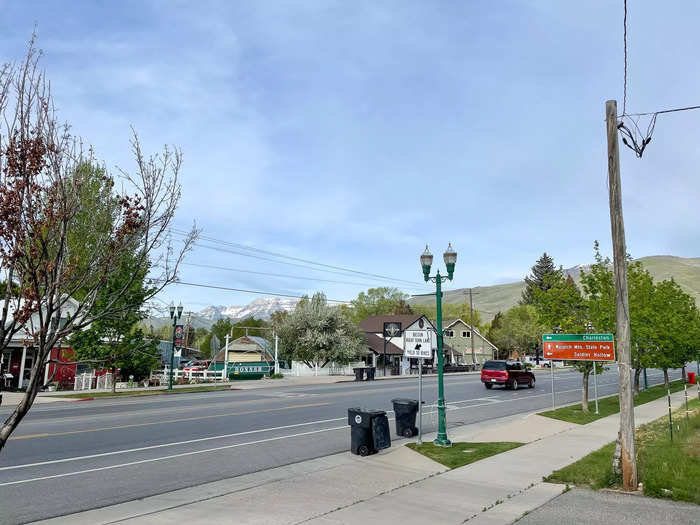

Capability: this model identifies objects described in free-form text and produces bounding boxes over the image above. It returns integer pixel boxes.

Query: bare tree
[0,34,198,451]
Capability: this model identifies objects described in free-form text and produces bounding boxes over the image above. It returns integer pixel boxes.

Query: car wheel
[511,379,518,390]
[358,445,370,457]
[485,383,493,389]
[528,377,535,388]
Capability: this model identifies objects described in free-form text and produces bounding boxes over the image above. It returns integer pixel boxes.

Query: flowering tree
[0,36,197,451]
[275,293,365,370]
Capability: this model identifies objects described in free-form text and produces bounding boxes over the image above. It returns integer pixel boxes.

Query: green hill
[409,255,700,321]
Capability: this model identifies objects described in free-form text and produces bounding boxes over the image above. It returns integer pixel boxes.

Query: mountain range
[144,255,699,330]
[409,255,700,321]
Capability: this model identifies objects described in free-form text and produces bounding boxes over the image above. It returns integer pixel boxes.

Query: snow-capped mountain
[198,297,299,322]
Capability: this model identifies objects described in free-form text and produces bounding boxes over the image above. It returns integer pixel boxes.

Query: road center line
[8,402,331,441]
[0,426,349,487]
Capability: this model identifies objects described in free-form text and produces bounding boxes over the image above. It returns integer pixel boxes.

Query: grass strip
[538,379,686,424]
[546,398,700,504]
[407,441,523,469]
[52,384,234,398]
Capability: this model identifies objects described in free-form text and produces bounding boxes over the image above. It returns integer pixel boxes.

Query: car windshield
[483,361,506,371]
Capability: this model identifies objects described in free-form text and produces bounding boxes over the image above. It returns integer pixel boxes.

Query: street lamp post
[420,243,457,447]
[169,302,183,391]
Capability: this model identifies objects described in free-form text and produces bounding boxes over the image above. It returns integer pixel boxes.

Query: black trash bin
[365,367,376,381]
[348,408,391,456]
[353,368,365,381]
[391,398,419,437]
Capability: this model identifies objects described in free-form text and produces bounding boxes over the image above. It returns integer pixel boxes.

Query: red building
[1,344,77,390]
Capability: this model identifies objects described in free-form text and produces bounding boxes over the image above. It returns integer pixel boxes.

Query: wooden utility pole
[469,289,476,365]
[606,99,637,490]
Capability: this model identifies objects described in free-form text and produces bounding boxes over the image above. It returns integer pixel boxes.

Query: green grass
[406,441,523,469]
[538,379,686,424]
[547,398,700,504]
[53,384,234,398]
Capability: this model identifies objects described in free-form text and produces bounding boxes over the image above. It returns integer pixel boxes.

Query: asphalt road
[0,366,684,524]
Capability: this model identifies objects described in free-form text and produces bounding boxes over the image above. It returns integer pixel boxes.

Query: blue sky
[1,1,698,313]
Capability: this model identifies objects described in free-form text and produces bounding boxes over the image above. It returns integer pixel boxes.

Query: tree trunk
[663,369,669,389]
[111,366,116,393]
[581,370,590,413]
[681,365,687,383]
[633,367,641,396]
[0,360,43,452]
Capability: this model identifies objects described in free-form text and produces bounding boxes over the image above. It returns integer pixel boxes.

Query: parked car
[481,360,535,390]
[183,360,209,373]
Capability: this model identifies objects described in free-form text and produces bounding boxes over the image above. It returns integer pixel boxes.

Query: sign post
[542,333,615,412]
[404,330,431,444]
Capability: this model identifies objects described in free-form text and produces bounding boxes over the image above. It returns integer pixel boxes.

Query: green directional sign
[542,333,614,342]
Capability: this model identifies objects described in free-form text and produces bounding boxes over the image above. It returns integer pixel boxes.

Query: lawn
[538,379,686,425]
[546,398,700,504]
[53,384,234,398]
[406,441,523,469]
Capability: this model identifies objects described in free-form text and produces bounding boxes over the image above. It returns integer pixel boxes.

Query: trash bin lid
[391,398,418,406]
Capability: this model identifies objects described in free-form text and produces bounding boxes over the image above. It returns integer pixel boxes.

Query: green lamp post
[420,243,457,447]
[169,302,183,391]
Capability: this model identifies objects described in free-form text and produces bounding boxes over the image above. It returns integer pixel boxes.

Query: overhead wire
[156,279,349,303]
[169,228,424,287]
[182,262,427,291]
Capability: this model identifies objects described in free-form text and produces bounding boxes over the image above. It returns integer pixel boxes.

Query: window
[445,330,454,337]
[462,331,470,338]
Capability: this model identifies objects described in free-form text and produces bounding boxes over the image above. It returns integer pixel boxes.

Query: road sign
[542,333,614,342]
[541,334,615,361]
[383,322,402,338]
[404,330,432,359]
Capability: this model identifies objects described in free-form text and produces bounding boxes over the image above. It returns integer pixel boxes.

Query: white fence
[156,368,227,383]
[288,361,366,377]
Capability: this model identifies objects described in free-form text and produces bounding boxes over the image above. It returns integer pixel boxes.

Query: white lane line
[0,426,349,487]
[0,393,500,472]
[0,416,344,472]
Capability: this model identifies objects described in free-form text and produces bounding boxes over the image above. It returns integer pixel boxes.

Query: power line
[619,104,700,118]
[182,262,426,290]
[170,228,423,287]
[160,279,349,303]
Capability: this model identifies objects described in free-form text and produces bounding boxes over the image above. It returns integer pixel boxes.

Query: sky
[1,1,698,315]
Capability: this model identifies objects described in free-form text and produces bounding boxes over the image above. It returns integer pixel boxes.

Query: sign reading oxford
[542,333,615,361]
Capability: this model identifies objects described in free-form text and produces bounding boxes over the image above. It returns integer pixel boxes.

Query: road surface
[0,366,683,523]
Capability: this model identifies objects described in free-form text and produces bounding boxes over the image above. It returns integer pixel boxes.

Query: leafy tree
[344,287,411,324]
[645,279,698,388]
[489,305,543,359]
[486,311,504,343]
[535,270,607,412]
[521,252,559,305]
[274,292,365,370]
[210,317,269,346]
[413,302,485,332]
[0,37,197,451]
[70,253,158,392]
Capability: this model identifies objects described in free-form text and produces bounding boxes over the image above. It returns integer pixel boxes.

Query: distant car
[481,360,535,390]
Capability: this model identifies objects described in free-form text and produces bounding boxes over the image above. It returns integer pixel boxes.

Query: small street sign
[383,322,402,338]
[404,330,432,359]
[541,333,615,361]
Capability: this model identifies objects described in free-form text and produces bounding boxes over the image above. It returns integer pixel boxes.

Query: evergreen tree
[521,252,558,305]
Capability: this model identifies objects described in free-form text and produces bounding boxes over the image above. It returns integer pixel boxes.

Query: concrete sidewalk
[37,389,689,525]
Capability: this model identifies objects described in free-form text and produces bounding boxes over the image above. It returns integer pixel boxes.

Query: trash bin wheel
[402,428,414,438]
[358,445,370,456]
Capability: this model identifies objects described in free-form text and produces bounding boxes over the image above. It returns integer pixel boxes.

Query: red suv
[481,360,535,390]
